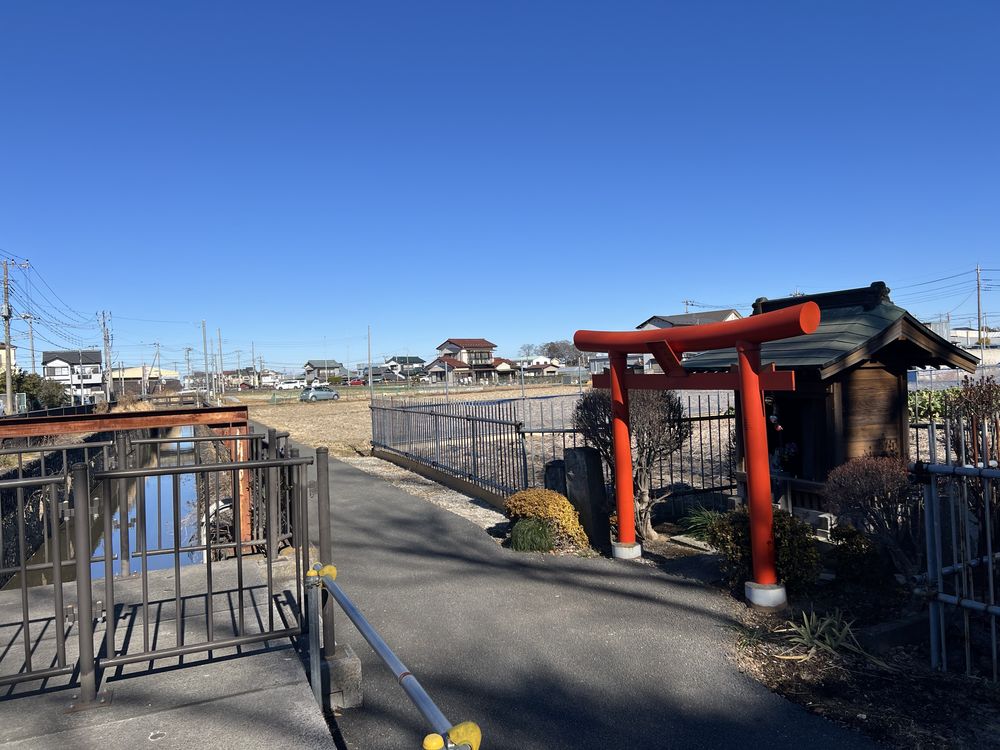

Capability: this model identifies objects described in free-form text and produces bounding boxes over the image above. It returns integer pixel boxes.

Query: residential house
[42,350,103,404]
[115,365,181,395]
[492,357,517,383]
[636,309,743,371]
[435,339,497,381]
[385,355,426,376]
[522,362,559,378]
[303,359,344,383]
[425,356,472,384]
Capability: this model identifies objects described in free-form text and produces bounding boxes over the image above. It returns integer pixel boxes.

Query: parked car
[348,378,365,386]
[299,385,341,402]
[276,379,306,390]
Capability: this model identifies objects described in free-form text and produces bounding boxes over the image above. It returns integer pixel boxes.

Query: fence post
[434,413,441,466]
[306,568,323,708]
[316,447,336,657]
[115,433,130,577]
[267,428,279,560]
[923,482,942,670]
[470,416,479,480]
[69,462,106,709]
[517,423,530,490]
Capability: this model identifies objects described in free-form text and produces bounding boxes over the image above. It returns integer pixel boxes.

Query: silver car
[299,385,341,402]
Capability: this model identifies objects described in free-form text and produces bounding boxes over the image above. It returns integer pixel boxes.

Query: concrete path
[302,443,875,749]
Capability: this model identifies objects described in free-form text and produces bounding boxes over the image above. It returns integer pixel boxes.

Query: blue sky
[1,2,998,373]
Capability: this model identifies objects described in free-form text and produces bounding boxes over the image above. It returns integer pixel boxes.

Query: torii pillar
[575,301,820,609]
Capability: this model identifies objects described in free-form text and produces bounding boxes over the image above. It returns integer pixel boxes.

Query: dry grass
[239,383,586,457]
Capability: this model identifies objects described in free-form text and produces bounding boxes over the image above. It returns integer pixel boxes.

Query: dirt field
[238,384,587,456]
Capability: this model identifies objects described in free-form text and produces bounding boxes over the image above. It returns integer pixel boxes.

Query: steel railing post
[267,428,279,560]
[315,447,336,657]
[115,433,130,577]
[306,568,323,708]
[70,462,99,707]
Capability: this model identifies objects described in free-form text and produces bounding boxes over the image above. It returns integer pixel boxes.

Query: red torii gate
[574,301,820,608]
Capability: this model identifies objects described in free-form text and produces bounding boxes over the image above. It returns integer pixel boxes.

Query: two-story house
[303,359,344,383]
[434,339,497,382]
[42,350,103,404]
[384,355,426,376]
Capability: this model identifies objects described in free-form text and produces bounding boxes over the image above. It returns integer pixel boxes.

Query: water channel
[3,427,208,590]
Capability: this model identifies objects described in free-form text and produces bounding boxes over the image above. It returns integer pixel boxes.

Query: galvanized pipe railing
[306,561,481,749]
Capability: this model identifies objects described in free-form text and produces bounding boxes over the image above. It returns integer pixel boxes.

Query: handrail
[307,563,481,750]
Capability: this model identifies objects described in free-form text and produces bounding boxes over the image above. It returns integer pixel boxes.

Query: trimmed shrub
[510,518,555,552]
[505,488,589,549]
[705,507,820,595]
[823,456,922,580]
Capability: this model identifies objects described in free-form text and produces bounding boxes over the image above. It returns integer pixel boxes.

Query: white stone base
[744,581,788,611]
[612,541,642,560]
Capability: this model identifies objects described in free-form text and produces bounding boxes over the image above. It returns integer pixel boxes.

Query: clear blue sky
[2,2,998,373]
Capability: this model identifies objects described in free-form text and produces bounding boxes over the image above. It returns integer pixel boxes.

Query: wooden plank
[0,406,249,438]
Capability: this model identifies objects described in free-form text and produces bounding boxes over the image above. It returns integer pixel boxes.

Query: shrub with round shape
[504,488,589,549]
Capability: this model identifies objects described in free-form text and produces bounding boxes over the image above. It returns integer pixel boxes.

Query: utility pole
[251,341,256,387]
[184,347,193,384]
[367,325,373,397]
[217,328,226,395]
[2,261,13,414]
[977,264,984,361]
[202,320,212,399]
[153,342,162,393]
[21,313,36,375]
[681,299,695,314]
[100,311,112,401]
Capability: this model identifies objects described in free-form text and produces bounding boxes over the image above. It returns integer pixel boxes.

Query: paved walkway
[302,442,875,749]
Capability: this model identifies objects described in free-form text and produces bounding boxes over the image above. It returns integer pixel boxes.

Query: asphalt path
[301,444,873,749]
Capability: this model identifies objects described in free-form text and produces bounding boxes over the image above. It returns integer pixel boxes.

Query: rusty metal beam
[592,366,795,392]
[0,405,249,438]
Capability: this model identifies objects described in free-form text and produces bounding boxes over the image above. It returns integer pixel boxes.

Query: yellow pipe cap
[422,733,445,750]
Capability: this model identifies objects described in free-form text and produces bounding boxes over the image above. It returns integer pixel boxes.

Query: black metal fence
[0,428,315,705]
[371,392,737,504]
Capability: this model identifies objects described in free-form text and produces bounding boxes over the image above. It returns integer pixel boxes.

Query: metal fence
[0,428,314,705]
[371,392,737,504]
[915,416,1000,682]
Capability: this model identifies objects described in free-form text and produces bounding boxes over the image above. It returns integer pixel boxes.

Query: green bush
[510,518,554,552]
[679,505,722,541]
[505,488,589,549]
[705,507,820,595]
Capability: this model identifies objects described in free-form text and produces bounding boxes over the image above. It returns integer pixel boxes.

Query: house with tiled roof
[425,355,471,384]
[385,355,426,376]
[435,338,498,381]
[303,359,344,382]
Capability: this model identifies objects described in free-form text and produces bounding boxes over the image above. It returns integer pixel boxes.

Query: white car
[275,379,306,390]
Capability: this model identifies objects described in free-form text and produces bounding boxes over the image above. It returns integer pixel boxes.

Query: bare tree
[574,389,691,541]
[518,343,537,358]
[540,339,581,365]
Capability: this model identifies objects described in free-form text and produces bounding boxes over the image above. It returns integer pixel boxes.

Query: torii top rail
[574,302,820,599]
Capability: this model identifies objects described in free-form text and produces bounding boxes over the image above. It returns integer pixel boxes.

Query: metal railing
[915,418,1000,682]
[306,562,482,749]
[0,430,313,706]
[371,392,737,505]
[371,397,530,497]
